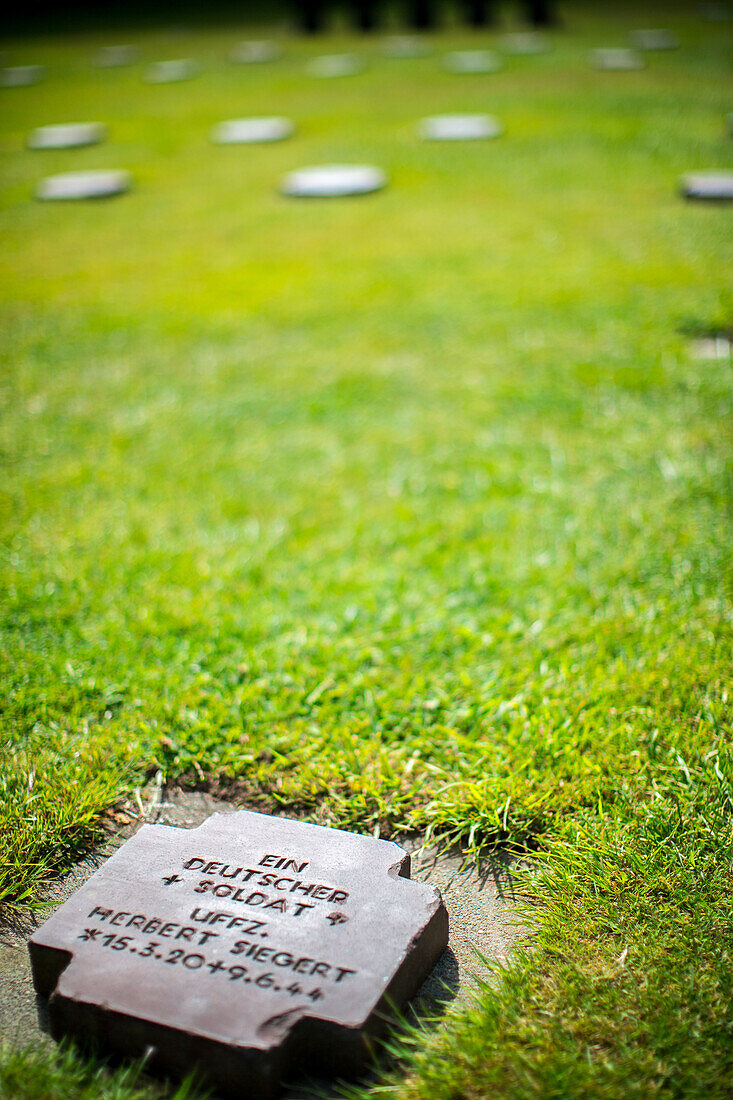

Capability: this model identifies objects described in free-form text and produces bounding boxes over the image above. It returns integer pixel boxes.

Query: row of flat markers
[0,26,685,85]
[7,32,733,203]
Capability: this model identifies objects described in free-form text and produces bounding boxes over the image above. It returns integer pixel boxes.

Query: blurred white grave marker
[212,118,294,144]
[419,114,504,141]
[281,165,387,198]
[36,170,132,201]
[145,59,199,84]
[28,123,106,150]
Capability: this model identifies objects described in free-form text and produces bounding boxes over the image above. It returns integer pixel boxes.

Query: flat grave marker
[629,28,680,50]
[700,3,731,20]
[281,164,388,197]
[306,53,365,78]
[28,122,107,150]
[36,169,132,201]
[499,32,551,55]
[144,59,199,84]
[679,171,733,200]
[29,810,448,1099]
[689,333,732,358]
[443,49,502,74]
[211,117,294,145]
[382,35,430,58]
[230,40,282,64]
[94,45,139,68]
[419,113,504,141]
[590,48,645,70]
[1,65,45,87]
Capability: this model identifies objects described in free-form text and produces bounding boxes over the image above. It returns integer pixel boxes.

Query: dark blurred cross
[522,0,556,25]
[463,1,494,26]
[407,0,436,29]
[351,1,380,30]
[294,0,328,32]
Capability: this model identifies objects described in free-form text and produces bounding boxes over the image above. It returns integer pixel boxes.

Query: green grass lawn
[1,1,732,1096]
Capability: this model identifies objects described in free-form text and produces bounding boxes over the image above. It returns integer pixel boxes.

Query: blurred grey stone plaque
[211,117,294,145]
[28,123,106,150]
[1,65,45,87]
[499,32,551,55]
[629,29,680,50]
[144,59,199,84]
[94,45,139,68]
[419,114,504,141]
[306,53,364,78]
[29,811,448,1099]
[443,50,502,74]
[36,170,131,201]
[382,35,430,58]
[281,164,387,197]
[230,40,282,64]
[699,4,730,21]
[680,172,733,200]
[590,48,645,70]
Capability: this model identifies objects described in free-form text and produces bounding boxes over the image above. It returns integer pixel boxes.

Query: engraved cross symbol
[162,874,182,886]
[326,912,349,925]
[79,928,100,941]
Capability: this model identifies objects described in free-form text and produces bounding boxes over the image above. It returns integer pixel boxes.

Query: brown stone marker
[28,811,448,1097]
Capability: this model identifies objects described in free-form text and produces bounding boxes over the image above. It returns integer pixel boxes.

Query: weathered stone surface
[36,169,132,201]
[211,117,294,145]
[306,54,365,78]
[590,48,645,70]
[94,45,139,68]
[443,49,502,74]
[499,32,551,55]
[2,785,530,1100]
[144,59,199,84]
[2,788,527,1065]
[28,811,448,1099]
[1,65,44,87]
[680,171,733,200]
[28,122,106,150]
[230,40,282,64]
[419,113,504,141]
[629,28,680,50]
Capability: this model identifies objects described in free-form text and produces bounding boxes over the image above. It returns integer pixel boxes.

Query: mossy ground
[1,2,732,1096]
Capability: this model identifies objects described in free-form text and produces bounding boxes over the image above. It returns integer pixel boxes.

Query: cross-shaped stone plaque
[29,811,449,1097]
